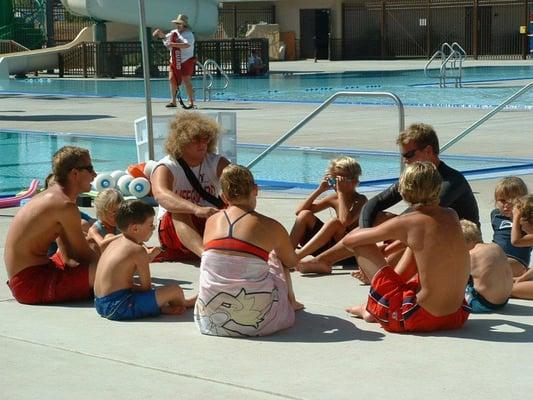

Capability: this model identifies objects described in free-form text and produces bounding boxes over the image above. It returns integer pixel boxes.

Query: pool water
[1,66,532,108]
[2,131,532,195]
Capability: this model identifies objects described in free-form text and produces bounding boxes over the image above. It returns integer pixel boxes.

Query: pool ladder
[425,42,466,88]
[196,59,230,101]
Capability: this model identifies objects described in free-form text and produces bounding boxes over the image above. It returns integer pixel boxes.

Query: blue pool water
[2,130,533,195]
[1,66,532,108]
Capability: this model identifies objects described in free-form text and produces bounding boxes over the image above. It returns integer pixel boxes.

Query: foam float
[0,179,40,208]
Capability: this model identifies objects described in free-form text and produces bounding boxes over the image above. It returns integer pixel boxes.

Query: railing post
[380,1,386,59]
[82,43,87,78]
[521,0,528,60]
[472,0,479,60]
[58,53,64,78]
[426,0,431,58]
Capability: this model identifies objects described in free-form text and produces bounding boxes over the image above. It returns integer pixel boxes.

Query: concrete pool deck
[1,60,533,399]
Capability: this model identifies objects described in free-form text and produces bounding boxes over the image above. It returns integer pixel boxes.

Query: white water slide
[0,0,220,79]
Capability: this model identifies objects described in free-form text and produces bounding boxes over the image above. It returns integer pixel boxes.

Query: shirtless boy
[344,162,470,333]
[5,146,99,304]
[94,200,196,320]
[461,219,513,313]
[290,156,367,267]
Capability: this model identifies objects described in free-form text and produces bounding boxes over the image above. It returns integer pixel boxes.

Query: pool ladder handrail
[425,42,466,88]
[246,91,405,169]
[201,59,230,101]
[441,81,533,153]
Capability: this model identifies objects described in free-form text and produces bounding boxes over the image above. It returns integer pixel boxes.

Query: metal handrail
[424,50,443,78]
[195,61,213,101]
[202,59,229,101]
[426,42,466,87]
[451,42,466,57]
[441,82,533,152]
[246,91,405,169]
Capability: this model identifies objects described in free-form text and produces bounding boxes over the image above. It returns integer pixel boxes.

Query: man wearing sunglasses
[5,146,99,305]
[298,123,479,275]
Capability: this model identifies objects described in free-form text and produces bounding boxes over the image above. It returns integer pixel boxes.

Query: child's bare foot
[185,296,197,308]
[345,304,365,318]
[351,269,370,285]
[292,300,305,311]
[345,305,376,322]
[161,305,186,315]
[297,256,332,274]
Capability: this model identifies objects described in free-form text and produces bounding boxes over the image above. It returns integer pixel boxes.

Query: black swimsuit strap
[222,210,252,238]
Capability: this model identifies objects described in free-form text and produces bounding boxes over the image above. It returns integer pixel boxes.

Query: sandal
[165,102,177,108]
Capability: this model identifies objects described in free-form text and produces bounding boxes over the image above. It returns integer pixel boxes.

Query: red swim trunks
[156,211,206,262]
[170,57,196,86]
[7,258,91,305]
[366,266,470,333]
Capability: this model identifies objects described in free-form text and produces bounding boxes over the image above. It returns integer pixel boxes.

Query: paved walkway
[1,60,532,399]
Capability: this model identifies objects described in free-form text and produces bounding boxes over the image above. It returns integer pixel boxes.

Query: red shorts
[366,266,470,333]
[7,258,91,305]
[170,57,196,85]
[156,211,205,262]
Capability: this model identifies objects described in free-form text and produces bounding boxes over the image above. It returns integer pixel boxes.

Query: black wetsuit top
[491,209,531,267]
[360,161,480,228]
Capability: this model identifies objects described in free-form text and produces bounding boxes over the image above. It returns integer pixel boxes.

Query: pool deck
[1,60,533,399]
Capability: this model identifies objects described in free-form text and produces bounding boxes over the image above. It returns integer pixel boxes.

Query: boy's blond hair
[165,111,220,159]
[396,123,439,155]
[327,156,362,180]
[94,189,124,220]
[494,176,528,204]
[517,194,533,223]
[460,219,482,244]
[220,164,255,201]
[399,162,442,206]
[52,146,90,186]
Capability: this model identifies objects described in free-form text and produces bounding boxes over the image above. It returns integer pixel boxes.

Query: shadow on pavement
[258,311,384,343]
[417,318,533,343]
[0,115,114,122]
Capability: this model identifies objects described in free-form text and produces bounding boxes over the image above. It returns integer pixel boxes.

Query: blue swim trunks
[465,281,508,314]
[95,288,160,320]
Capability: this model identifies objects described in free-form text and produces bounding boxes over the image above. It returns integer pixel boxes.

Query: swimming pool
[1,66,532,108]
[2,130,533,195]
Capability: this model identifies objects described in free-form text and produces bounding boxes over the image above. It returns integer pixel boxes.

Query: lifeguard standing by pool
[153,14,196,109]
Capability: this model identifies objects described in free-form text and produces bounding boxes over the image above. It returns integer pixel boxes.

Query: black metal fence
[339,0,533,60]
[58,38,269,78]
[0,39,27,54]
[46,0,93,46]
[214,3,276,38]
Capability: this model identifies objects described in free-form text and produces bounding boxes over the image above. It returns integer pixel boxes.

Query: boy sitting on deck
[290,156,367,270]
[94,200,196,320]
[344,162,470,333]
[461,219,513,313]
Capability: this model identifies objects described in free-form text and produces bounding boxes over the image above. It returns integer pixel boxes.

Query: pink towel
[194,250,295,337]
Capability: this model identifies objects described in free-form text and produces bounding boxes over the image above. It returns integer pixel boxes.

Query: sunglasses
[76,165,95,173]
[401,149,419,159]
